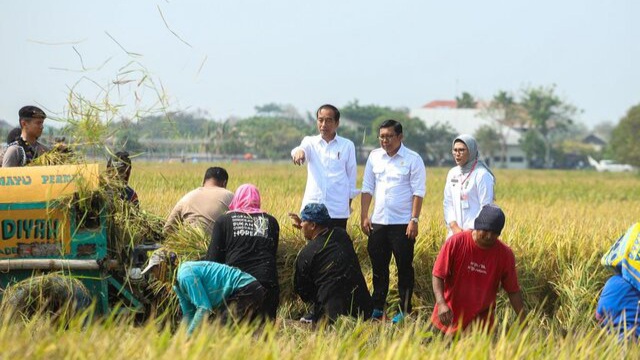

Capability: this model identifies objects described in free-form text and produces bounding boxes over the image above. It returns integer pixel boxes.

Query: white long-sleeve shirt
[443,165,495,237]
[291,134,358,219]
[361,144,426,225]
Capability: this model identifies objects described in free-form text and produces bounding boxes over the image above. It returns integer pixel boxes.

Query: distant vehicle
[587,156,635,172]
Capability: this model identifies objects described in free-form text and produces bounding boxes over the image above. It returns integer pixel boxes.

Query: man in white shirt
[361,119,426,324]
[291,104,358,229]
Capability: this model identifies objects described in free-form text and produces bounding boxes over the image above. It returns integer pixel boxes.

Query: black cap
[474,204,506,235]
[19,106,47,119]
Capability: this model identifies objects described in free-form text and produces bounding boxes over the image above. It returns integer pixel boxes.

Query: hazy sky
[1,1,638,128]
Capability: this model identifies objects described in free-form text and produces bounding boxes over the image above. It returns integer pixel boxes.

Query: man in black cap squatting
[431,204,526,334]
[1,106,50,167]
[289,203,372,324]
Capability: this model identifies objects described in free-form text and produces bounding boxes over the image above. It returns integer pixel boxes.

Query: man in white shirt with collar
[291,104,358,230]
[361,119,426,324]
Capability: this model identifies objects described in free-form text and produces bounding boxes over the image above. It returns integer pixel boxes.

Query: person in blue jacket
[596,272,640,340]
[141,250,265,335]
[597,222,640,341]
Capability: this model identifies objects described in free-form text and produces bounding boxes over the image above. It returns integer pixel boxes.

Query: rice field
[2,162,639,359]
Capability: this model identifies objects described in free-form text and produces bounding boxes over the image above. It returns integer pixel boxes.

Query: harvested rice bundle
[0,273,92,323]
[106,194,165,257]
[30,143,81,166]
[162,224,209,260]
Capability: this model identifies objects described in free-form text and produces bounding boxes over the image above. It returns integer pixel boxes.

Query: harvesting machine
[0,164,156,315]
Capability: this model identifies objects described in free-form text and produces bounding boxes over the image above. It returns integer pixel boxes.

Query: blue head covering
[453,134,495,179]
[300,203,331,225]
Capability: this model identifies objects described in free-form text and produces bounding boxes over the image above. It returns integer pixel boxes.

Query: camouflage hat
[300,203,331,225]
[19,105,47,119]
[141,249,170,274]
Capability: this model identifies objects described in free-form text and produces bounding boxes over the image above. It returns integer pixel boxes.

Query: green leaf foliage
[609,103,640,167]
[455,92,477,109]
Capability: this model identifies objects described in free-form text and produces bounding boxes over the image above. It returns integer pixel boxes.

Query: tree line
[1,85,638,168]
[100,101,462,164]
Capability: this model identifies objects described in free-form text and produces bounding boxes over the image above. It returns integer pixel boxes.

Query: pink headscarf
[229,184,263,214]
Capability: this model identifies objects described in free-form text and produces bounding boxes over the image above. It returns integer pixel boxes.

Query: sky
[1,0,638,128]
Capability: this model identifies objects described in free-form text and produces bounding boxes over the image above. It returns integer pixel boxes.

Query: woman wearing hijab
[443,134,495,239]
[206,184,280,320]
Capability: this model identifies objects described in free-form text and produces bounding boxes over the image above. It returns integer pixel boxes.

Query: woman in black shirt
[206,184,280,320]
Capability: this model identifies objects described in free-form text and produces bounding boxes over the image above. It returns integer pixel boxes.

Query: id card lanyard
[460,159,478,204]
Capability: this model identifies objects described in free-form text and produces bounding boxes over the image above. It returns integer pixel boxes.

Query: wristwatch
[410,217,419,224]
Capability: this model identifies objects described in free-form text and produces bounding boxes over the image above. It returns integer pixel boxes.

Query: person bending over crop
[431,204,526,334]
[290,203,372,324]
[142,250,265,335]
[597,222,640,340]
[206,183,280,320]
[596,273,640,340]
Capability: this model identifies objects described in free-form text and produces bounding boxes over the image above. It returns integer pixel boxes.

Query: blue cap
[300,203,331,225]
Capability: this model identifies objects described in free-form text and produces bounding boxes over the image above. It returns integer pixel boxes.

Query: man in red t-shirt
[431,204,526,334]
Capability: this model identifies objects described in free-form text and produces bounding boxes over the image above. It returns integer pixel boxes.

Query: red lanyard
[460,159,478,189]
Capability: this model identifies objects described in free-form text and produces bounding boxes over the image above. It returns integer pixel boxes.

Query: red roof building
[421,100,457,109]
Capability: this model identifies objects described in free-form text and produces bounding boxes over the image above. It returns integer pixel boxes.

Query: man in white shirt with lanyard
[361,119,426,324]
[291,104,358,230]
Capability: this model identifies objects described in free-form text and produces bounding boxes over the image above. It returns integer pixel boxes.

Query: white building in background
[410,100,528,169]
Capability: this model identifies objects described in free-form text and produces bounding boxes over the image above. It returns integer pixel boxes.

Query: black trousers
[220,281,266,324]
[321,291,372,323]
[329,218,348,230]
[260,285,280,321]
[367,224,415,313]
